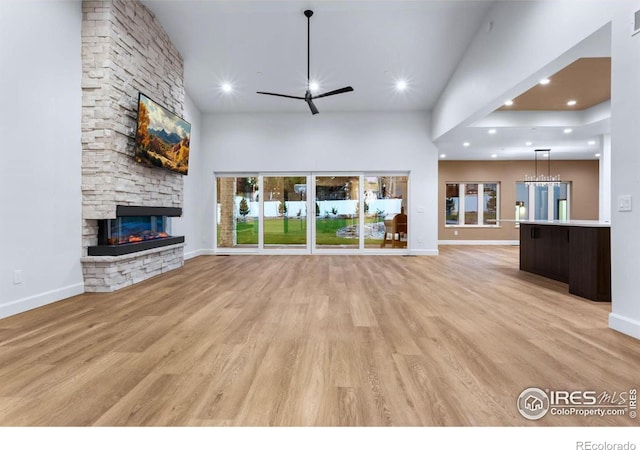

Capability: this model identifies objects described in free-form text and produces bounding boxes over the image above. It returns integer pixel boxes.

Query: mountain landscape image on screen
[134,93,191,175]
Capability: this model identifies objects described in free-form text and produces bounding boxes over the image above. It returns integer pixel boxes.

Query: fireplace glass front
[99,216,171,245]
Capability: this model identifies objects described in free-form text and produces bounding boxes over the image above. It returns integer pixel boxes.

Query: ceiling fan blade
[256,91,305,100]
[312,86,354,99]
[306,99,319,115]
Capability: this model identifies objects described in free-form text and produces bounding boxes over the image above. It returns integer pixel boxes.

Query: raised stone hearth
[82,243,184,292]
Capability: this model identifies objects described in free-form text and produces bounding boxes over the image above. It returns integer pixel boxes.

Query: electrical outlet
[13,270,23,284]
[454,230,459,236]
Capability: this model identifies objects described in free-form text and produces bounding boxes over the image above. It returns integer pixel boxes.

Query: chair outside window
[381,208,407,248]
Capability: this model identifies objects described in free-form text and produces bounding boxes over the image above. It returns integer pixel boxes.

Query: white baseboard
[409,249,439,256]
[193,248,439,256]
[439,240,520,246]
[0,283,85,320]
[609,313,640,340]
[183,249,210,260]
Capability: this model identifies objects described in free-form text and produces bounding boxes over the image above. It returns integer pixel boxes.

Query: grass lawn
[220,217,385,246]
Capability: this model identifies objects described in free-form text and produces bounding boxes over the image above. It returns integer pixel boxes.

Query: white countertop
[500,219,611,228]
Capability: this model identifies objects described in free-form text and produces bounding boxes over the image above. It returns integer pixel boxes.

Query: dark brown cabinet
[520,223,611,302]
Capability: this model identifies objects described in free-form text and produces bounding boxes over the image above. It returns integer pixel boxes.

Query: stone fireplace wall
[81,0,186,290]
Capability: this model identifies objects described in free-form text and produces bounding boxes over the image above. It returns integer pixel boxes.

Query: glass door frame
[311,171,410,254]
[260,173,312,255]
[311,173,365,254]
[361,172,410,254]
[214,171,409,255]
[213,172,260,254]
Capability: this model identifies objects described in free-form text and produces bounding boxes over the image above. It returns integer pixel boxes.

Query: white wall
[599,134,611,223]
[0,1,83,318]
[172,93,205,259]
[609,1,640,339]
[432,1,612,140]
[201,112,438,254]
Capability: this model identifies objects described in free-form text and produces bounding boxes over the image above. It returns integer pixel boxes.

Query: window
[445,182,500,227]
[483,183,498,225]
[445,184,459,225]
[514,182,571,225]
[216,175,259,248]
[363,175,408,248]
[263,175,308,248]
[315,175,359,249]
[465,183,478,225]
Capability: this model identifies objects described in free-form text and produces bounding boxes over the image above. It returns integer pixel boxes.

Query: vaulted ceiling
[144,1,611,161]
[144,1,494,114]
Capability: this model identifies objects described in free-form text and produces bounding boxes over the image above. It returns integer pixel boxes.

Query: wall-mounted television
[134,92,191,175]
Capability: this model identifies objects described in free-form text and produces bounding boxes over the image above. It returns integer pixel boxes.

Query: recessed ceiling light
[221,82,233,93]
[588,140,596,145]
[567,100,577,106]
[395,79,407,91]
[463,142,470,147]
[525,141,533,146]
[595,153,601,157]
[504,99,514,106]
[488,129,497,135]
[309,81,319,92]
[440,154,446,158]
[563,128,572,134]
[491,154,497,158]
[539,78,550,85]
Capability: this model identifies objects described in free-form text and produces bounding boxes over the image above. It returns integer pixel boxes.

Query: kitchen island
[518,220,611,302]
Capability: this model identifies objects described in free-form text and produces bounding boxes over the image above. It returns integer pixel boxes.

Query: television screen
[134,92,191,175]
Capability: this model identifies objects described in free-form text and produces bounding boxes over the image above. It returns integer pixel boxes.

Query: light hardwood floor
[0,246,638,426]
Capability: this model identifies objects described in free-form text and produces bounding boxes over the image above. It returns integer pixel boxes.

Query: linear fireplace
[88,206,185,256]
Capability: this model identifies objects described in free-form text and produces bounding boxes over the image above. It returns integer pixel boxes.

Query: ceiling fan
[257,9,354,115]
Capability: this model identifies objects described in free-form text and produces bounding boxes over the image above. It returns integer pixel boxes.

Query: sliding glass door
[215,172,409,254]
[314,176,360,249]
[263,175,308,249]
[364,175,408,248]
[216,175,259,249]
